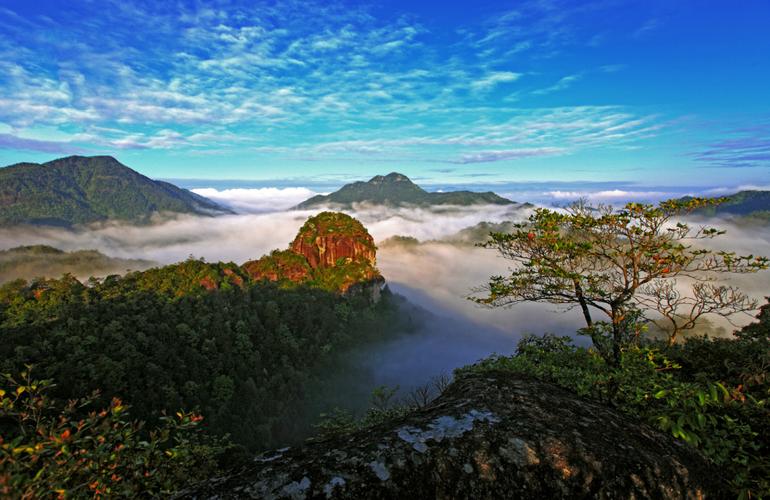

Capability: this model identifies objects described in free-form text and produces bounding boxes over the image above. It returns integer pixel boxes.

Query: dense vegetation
[0,156,229,226]
[0,245,154,284]
[0,258,414,454]
[457,302,770,498]
[295,172,514,208]
[686,190,770,219]
[1,369,229,497]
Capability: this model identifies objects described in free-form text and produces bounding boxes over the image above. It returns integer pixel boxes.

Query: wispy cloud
[633,18,662,39]
[0,133,83,154]
[471,71,522,91]
[532,73,583,95]
[248,105,665,165]
[452,147,566,164]
[3,0,756,187]
[693,125,770,168]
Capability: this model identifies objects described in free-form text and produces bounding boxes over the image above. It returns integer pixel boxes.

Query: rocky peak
[383,172,411,182]
[290,212,376,269]
[181,371,726,499]
[368,172,412,185]
[243,212,383,295]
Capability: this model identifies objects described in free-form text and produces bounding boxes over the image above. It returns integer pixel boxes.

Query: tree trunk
[667,330,678,347]
[611,306,622,368]
[573,279,592,328]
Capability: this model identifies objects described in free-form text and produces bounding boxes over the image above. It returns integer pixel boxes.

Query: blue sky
[0,0,769,191]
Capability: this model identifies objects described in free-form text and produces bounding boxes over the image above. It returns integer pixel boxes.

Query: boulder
[180,371,727,499]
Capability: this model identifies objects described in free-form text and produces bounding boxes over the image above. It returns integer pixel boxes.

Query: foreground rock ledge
[180,371,727,499]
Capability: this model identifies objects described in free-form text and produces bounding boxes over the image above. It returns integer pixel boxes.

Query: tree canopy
[0,259,414,452]
[473,198,768,363]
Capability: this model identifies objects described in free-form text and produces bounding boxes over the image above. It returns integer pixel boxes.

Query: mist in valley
[1,188,768,419]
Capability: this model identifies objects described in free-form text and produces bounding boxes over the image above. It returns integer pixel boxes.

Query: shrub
[458,332,769,498]
[0,368,228,498]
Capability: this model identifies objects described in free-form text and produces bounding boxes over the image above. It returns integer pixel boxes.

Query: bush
[458,332,769,498]
[0,368,228,498]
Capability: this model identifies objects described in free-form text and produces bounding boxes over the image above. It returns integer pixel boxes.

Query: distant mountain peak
[0,155,231,227]
[369,172,413,184]
[685,190,770,220]
[294,172,513,209]
[44,155,123,167]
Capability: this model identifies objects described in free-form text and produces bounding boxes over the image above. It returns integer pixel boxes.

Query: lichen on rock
[179,371,728,499]
[396,410,500,453]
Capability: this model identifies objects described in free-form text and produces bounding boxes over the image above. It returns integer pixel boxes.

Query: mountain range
[0,155,229,227]
[687,190,770,220]
[294,172,514,209]
[0,245,154,283]
[2,155,769,227]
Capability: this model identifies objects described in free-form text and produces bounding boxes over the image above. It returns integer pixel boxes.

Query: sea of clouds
[2,184,768,395]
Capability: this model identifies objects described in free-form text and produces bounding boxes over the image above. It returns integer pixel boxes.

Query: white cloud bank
[0,193,766,338]
[546,189,673,202]
[191,187,322,213]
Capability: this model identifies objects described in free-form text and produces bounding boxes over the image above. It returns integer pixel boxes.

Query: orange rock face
[199,276,219,291]
[242,212,383,295]
[290,233,376,269]
[289,211,377,270]
[222,268,245,287]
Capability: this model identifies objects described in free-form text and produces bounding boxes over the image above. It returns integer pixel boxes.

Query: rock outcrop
[289,212,377,270]
[180,371,727,499]
[243,212,383,295]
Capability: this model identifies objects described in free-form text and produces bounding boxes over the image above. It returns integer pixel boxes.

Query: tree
[473,198,768,365]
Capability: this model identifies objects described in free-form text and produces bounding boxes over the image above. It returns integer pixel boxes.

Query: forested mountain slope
[0,155,229,226]
[295,172,514,208]
[0,245,154,283]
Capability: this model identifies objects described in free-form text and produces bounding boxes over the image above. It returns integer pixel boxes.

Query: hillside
[687,190,770,219]
[0,262,411,453]
[0,213,404,453]
[0,155,230,226]
[294,172,514,209]
[0,245,154,283]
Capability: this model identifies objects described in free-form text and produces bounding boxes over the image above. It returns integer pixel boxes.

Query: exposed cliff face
[243,212,383,295]
[290,212,377,269]
[180,371,727,499]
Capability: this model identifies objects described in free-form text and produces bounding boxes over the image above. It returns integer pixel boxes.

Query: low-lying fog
[1,187,768,404]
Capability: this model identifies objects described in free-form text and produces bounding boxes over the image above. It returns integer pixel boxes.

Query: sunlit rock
[180,371,726,499]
